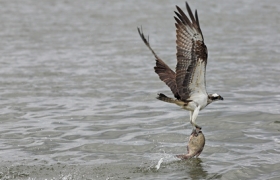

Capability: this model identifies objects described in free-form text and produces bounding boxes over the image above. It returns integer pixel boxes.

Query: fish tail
[176,154,192,160]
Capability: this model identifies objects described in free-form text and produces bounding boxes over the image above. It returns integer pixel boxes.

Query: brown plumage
[137,27,179,99]
[138,2,208,102]
[138,2,223,130]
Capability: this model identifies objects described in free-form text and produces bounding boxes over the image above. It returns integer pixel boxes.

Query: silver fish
[176,128,205,160]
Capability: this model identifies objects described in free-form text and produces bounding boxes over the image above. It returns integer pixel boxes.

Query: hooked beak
[219,96,224,100]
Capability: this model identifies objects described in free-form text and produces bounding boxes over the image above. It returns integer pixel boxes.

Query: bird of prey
[138,2,223,132]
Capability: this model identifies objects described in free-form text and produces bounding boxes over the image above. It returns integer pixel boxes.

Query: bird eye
[212,96,219,100]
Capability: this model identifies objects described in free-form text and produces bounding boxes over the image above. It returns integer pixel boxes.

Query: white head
[207,93,224,104]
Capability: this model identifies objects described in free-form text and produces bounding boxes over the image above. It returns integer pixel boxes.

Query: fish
[176,127,205,160]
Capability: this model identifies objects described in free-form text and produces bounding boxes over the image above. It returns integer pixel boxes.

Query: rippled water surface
[0,0,280,179]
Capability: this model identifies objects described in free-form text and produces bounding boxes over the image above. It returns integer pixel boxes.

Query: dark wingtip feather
[195,10,199,25]
[195,10,204,39]
[174,16,182,26]
[174,11,181,20]
[137,26,148,45]
[185,1,196,25]
[175,4,193,29]
[137,26,160,59]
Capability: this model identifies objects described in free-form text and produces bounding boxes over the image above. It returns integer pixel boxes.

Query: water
[0,0,279,179]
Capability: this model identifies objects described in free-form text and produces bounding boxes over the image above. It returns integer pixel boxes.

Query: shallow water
[0,0,280,179]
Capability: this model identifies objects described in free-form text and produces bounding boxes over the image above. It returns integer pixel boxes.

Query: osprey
[138,2,223,131]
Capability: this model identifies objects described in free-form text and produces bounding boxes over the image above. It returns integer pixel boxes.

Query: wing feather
[174,2,208,101]
[137,27,180,99]
[137,2,208,101]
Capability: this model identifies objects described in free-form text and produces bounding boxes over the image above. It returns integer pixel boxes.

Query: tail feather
[157,93,176,103]
[157,93,185,106]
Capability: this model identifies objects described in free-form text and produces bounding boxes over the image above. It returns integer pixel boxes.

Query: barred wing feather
[174,2,208,101]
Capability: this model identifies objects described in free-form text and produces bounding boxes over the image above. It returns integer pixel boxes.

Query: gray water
[0,0,280,179]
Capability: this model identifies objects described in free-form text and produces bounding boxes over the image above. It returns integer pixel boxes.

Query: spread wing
[174,2,208,101]
[137,27,179,99]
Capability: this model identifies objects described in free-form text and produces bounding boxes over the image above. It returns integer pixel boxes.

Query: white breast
[189,93,208,110]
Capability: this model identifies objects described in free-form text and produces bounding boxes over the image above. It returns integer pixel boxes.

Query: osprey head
[208,93,224,104]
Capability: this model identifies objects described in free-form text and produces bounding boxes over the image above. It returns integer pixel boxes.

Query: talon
[195,124,202,130]
[191,128,199,137]
[191,125,202,137]
[195,128,201,135]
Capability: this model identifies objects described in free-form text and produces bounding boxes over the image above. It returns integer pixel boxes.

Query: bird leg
[189,111,197,136]
[191,106,201,135]
[190,111,198,135]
